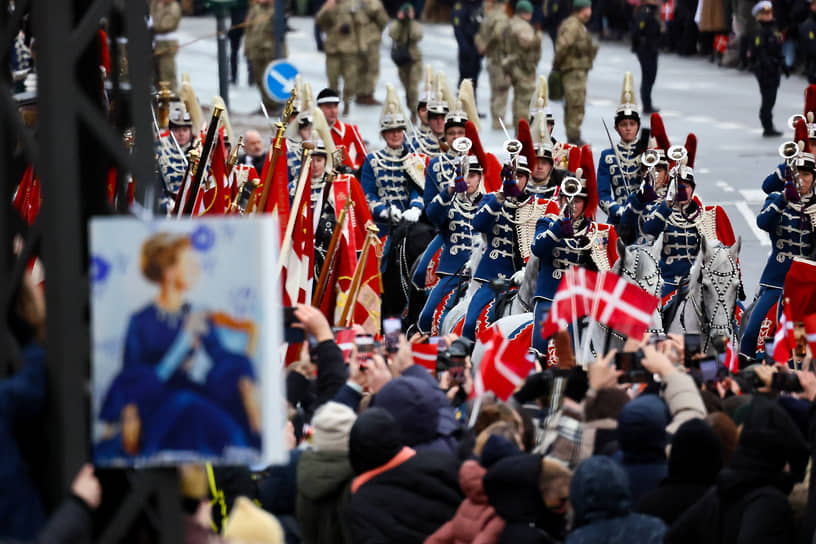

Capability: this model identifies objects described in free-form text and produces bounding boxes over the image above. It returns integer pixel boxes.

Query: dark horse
[381,219,437,326]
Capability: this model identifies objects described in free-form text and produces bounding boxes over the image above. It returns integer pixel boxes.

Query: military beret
[573,0,591,9]
[400,2,412,13]
[516,0,534,13]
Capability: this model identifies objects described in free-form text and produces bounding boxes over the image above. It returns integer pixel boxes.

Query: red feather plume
[580,145,598,220]
[567,145,581,174]
[650,113,671,151]
[517,118,537,171]
[805,85,816,118]
[684,134,697,169]
[465,120,501,192]
[795,117,811,153]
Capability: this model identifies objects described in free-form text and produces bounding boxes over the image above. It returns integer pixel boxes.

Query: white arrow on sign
[269,69,295,93]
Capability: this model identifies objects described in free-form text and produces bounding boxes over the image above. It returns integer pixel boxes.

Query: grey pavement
[177,14,809,293]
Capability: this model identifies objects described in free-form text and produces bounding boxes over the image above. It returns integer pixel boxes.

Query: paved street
[177,14,810,293]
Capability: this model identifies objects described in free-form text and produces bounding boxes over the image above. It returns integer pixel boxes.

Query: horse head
[690,237,742,351]
[614,238,664,333]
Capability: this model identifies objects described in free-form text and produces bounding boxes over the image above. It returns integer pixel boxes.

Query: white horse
[665,238,743,354]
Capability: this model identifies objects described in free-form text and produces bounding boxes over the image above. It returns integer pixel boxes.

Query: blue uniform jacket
[424,150,458,206]
[532,217,603,300]
[597,143,640,223]
[472,193,521,282]
[360,144,423,234]
[619,190,660,244]
[642,201,702,286]
[426,189,481,275]
[756,192,815,288]
[410,128,442,160]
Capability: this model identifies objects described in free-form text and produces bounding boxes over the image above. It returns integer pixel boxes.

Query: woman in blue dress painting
[96,232,260,464]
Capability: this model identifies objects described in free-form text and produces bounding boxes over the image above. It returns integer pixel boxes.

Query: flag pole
[568,266,581,364]
[339,223,379,327]
[581,269,605,365]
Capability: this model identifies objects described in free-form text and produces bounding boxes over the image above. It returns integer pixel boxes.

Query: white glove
[402,207,422,223]
[380,205,403,221]
[511,267,526,286]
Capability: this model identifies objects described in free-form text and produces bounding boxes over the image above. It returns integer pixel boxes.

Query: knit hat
[480,434,523,468]
[667,418,723,485]
[349,407,405,475]
[573,0,591,9]
[222,496,285,544]
[516,0,533,13]
[617,394,670,464]
[311,401,357,452]
[373,376,440,447]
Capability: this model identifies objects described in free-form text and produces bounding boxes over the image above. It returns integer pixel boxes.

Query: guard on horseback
[531,145,617,357]
[640,134,736,327]
[741,146,816,359]
[360,84,427,241]
[411,68,449,159]
[762,85,816,194]
[462,147,559,341]
[417,152,484,334]
[597,72,643,225]
[521,108,568,199]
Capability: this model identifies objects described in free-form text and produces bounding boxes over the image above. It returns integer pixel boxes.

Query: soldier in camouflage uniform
[150,0,182,93]
[475,0,510,129]
[356,0,390,105]
[502,1,541,126]
[245,0,285,114]
[317,0,360,113]
[389,4,424,113]
[553,0,598,145]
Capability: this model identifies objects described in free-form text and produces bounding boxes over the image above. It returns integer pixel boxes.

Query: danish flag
[471,327,535,401]
[772,301,796,364]
[804,314,816,357]
[723,337,739,373]
[411,343,439,374]
[335,328,357,363]
[661,0,674,21]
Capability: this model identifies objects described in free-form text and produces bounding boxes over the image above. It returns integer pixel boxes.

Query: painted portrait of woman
[95,232,261,463]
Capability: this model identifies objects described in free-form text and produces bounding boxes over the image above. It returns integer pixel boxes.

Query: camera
[436,337,473,379]
[615,350,650,383]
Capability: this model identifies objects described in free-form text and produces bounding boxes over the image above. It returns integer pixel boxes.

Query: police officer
[597,74,641,225]
[245,0,285,115]
[150,0,182,93]
[631,0,662,114]
[741,151,816,358]
[360,85,425,239]
[452,0,483,101]
[475,0,510,130]
[553,0,598,146]
[531,149,616,357]
[502,1,541,126]
[418,154,484,334]
[747,0,786,137]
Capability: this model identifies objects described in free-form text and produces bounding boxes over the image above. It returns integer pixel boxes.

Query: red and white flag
[411,343,439,374]
[772,301,796,364]
[281,169,314,307]
[539,267,597,339]
[803,314,816,358]
[713,34,729,54]
[200,130,231,215]
[335,328,357,363]
[472,327,534,401]
[259,139,291,244]
[591,271,660,341]
[661,0,674,21]
[724,337,739,373]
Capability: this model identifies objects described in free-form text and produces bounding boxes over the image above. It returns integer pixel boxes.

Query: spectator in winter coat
[635,418,723,525]
[296,402,357,544]
[665,395,809,543]
[483,454,570,543]
[425,460,506,544]
[566,456,666,544]
[614,394,669,503]
[346,408,463,543]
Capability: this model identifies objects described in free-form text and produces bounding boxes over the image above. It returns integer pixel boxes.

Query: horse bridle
[621,247,664,334]
[684,246,740,352]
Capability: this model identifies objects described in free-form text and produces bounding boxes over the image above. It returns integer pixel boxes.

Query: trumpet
[504,138,523,157]
[559,176,582,223]
[788,114,807,131]
[452,136,473,181]
[639,149,660,194]
[779,140,802,200]
[667,145,687,164]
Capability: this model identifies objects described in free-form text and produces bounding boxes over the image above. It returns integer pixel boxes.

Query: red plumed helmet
[465,120,502,192]
[805,84,816,119]
[650,113,671,152]
[580,145,598,220]
[795,117,811,154]
[517,118,537,171]
[684,133,697,169]
[567,145,581,174]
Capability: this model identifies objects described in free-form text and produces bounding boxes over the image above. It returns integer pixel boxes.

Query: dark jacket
[635,418,724,525]
[484,454,566,543]
[747,20,785,83]
[666,396,809,543]
[296,450,354,544]
[566,456,666,544]
[0,345,46,540]
[288,340,347,421]
[632,4,661,54]
[615,394,669,503]
[346,451,463,543]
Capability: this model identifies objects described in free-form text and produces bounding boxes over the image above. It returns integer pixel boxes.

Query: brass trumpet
[779,140,802,197]
[559,176,582,221]
[639,149,660,194]
[788,113,807,131]
[452,136,473,180]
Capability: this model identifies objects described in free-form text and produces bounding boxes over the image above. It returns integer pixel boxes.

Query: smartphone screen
[283,306,305,344]
[355,335,376,354]
[383,317,401,353]
[615,351,650,383]
[699,357,718,382]
[448,364,466,386]
[684,334,702,366]
[429,336,448,350]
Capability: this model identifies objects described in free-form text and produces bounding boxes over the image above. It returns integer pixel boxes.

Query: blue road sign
[263,60,298,103]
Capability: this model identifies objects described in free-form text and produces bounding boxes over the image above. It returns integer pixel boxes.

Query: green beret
[573,0,591,9]
[400,2,413,12]
[516,0,533,13]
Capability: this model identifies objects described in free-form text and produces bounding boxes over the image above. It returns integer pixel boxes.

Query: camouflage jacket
[388,18,423,62]
[475,5,509,61]
[501,15,541,72]
[317,0,389,53]
[150,0,181,38]
[553,14,598,72]
[244,2,278,60]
